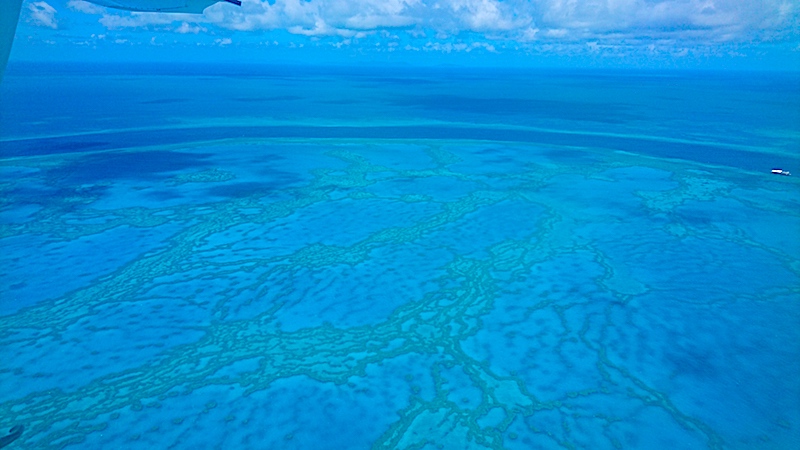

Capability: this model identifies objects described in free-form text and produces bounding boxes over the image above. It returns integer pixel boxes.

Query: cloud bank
[63,0,799,56]
[200,0,794,44]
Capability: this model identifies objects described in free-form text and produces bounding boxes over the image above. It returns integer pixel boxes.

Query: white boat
[771,169,791,176]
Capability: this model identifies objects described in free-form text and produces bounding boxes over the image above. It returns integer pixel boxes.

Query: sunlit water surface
[1,64,799,449]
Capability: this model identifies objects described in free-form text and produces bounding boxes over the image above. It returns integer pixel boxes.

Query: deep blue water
[0,63,799,449]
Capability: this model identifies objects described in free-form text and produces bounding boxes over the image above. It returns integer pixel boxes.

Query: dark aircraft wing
[86,0,241,14]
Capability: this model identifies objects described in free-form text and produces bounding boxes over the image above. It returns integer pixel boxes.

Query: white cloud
[100,12,197,29]
[425,41,454,53]
[446,0,531,32]
[67,0,105,14]
[543,28,565,39]
[514,26,539,42]
[423,40,497,53]
[471,41,496,52]
[28,1,58,29]
[176,22,207,34]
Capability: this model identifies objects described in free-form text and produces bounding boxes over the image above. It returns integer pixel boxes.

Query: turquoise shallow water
[0,64,799,449]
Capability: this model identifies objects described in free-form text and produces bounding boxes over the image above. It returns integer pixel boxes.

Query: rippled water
[1,64,798,449]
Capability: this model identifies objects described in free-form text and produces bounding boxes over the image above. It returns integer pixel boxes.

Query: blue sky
[10,0,800,69]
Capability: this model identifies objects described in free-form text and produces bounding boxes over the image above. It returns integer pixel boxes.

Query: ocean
[0,63,798,449]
